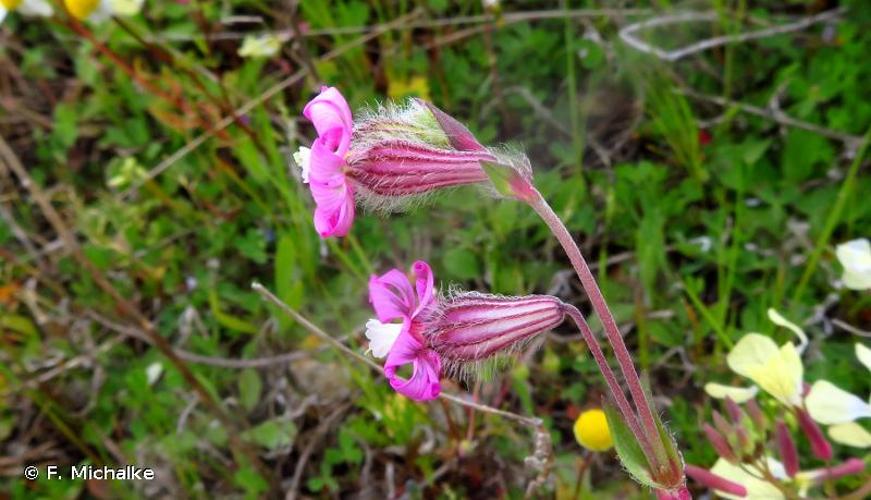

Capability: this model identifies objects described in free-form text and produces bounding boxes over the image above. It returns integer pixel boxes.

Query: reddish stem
[528,192,663,458]
[563,304,659,469]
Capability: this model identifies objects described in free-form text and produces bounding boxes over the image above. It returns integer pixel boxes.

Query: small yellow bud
[573,408,613,452]
[64,0,100,20]
[1,0,23,10]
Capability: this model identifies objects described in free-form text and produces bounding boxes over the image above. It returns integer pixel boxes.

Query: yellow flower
[238,34,284,58]
[0,0,23,10]
[388,75,431,101]
[573,408,613,452]
[706,309,807,406]
[63,0,142,22]
[64,0,99,20]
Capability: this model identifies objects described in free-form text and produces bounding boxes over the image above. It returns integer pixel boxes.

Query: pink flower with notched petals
[297,86,513,238]
[297,86,356,238]
[365,260,570,401]
[367,261,442,401]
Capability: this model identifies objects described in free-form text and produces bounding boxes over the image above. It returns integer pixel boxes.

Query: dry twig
[620,8,845,62]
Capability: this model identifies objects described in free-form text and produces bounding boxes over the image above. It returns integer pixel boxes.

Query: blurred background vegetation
[0,0,869,498]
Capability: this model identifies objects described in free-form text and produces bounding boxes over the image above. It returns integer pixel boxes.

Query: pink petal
[369,269,416,322]
[412,260,434,316]
[303,86,353,156]
[384,330,441,401]
[306,141,355,238]
[308,137,345,185]
[312,185,354,238]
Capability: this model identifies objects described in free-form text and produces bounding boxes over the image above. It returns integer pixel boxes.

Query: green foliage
[2,0,869,498]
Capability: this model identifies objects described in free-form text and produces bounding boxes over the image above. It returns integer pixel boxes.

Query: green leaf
[208,289,259,335]
[443,247,480,280]
[238,369,262,412]
[274,233,302,328]
[782,129,833,182]
[241,418,297,450]
[51,103,79,149]
[602,402,657,489]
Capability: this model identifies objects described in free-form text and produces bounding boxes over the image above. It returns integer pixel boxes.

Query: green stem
[793,128,871,303]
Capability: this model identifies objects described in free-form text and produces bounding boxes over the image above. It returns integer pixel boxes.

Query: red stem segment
[528,191,664,461]
[563,304,659,466]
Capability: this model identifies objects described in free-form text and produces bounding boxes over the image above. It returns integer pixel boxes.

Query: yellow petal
[64,0,99,20]
[828,422,871,448]
[703,383,758,403]
[767,308,808,352]
[856,343,871,373]
[0,0,23,11]
[728,334,802,405]
[238,34,283,58]
[806,380,871,424]
[109,0,141,16]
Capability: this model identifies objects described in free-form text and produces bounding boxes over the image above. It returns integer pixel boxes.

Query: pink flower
[367,261,442,401]
[346,141,494,198]
[299,86,356,238]
[297,88,502,237]
[430,293,564,361]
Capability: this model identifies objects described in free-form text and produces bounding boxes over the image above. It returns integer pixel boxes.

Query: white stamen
[364,319,402,358]
[293,146,312,184]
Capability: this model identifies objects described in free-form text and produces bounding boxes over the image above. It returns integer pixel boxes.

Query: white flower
[238,34,283,58]
[364,319,402,358]
[689,236,713,253]
[835,238,871,290]
[293,146,311,184]
[145,362,163,385]
[828,422,871,448]
[1,0,53,24]
[806,380,871,424]
[856,343,871,372]
[805,342,871,446]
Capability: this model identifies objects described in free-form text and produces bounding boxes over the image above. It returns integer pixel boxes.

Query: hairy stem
[563,304,659,467]
[527,191,663,459]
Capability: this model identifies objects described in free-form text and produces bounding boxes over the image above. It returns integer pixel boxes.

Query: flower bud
[685,464,747,498]
[343,98,499,210]
[735,426,752,456]
[429,293,564,361]
[745,398,766,431]
[724,397,744,424]
[712,410,735,445]
[702,423,737,464]
[346,140,495,200]
[802,458,865,483]
[796,408,833,461]
[775,420,799,477]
